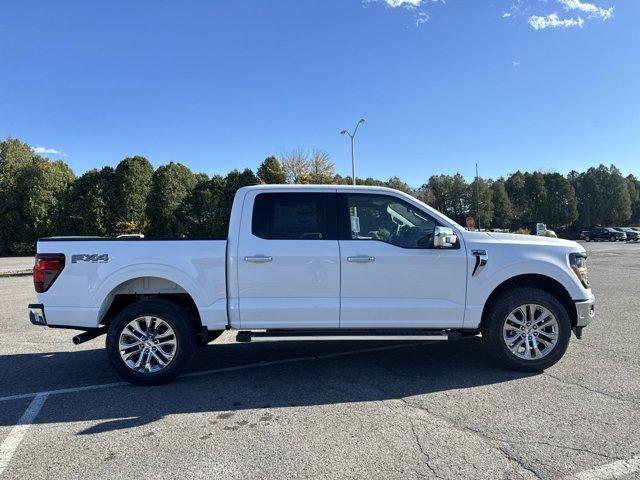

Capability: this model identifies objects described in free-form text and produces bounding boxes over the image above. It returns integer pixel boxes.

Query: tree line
[1,137,639,254]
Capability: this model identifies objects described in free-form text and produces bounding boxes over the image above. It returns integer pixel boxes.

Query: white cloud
[383,0,422,7]
[364,0,440,27]
[526,0,612,30]
[367,0,614,30]
[559,0,613,20]
[32,146,67,157]
[528,13,585,29]
[415,11,430,25]
[512,60,521,67]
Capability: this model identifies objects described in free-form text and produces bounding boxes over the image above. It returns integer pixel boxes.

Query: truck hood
[461,230,582,250]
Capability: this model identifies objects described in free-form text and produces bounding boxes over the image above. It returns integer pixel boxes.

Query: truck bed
[35,238,228,330]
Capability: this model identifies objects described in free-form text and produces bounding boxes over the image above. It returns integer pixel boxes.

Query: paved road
[0,241,639,479]
[0,257,33,275]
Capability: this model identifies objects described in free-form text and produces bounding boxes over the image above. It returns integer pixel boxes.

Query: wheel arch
[480,274,577,330]
[98,276,202,332]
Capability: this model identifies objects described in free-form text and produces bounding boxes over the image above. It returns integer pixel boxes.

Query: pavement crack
[410,422,445,479]
[396,397,542,479]
[543,372,639,407]
[395,397,624,478]
[496,445,542,480]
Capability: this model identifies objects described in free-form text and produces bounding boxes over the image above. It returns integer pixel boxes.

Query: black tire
[585,236,590,242]
[481,287,571,372]
[106,299,197,386]
[610,235,615,242]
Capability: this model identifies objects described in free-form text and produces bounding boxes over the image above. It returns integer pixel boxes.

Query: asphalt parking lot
[1,241,639,479]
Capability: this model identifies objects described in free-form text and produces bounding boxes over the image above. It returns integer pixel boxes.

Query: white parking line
[0,343,417,475]
[566,455,640,480]
[0,393,48,476]
[0,342,424,403]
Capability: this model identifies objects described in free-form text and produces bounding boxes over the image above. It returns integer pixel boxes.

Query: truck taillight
[33,253,65,293]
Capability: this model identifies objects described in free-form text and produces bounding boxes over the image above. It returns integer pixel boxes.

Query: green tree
[467,177,493,228]
[111,156,154,234]
[178,175,226,237]
[505,171,527,222]
[626,175,640,224]
[359,177,386,187]
[146,162,200,237]
[542,173,578,229]
[217,168,258,235]
[491,179,513,228]
[572,165,631,227]
[0,139,75,253]
[26,158,75,242]
[61,167,115,236]
[523,172,547,221]
[385,176,413,195]
[0,139,34,253]
[257,156,286,184]
[422,174,468,223]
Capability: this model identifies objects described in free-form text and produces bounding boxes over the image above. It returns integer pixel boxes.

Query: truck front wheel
[106,299,197,385]
[482,288,571,372]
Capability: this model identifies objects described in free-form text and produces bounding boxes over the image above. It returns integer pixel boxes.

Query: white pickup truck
[28,185,595,385]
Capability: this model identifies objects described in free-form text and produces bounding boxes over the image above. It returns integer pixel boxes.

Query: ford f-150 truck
[28,185,595,385]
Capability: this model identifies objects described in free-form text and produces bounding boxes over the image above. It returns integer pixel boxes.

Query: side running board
[236,329,457,343]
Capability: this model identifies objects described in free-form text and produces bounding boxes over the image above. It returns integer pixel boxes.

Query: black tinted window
[345,194,437,248]
[252,193,336,240]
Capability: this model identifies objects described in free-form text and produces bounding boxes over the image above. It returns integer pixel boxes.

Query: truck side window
[252,193,337,240]
[346,194,436,248]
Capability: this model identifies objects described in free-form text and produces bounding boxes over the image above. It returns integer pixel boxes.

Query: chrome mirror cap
[433,226,457,248]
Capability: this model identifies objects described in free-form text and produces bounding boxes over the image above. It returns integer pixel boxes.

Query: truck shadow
[0,337,538,433]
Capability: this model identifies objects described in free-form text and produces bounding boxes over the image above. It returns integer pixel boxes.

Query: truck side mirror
[433,226,457,248]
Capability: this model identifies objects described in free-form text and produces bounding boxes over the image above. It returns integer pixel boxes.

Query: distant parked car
[584,227,626,242]
[614,227,639,241]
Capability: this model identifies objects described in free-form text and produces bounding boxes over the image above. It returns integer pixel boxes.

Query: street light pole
[340,118,366,186]
[475,162,481,231]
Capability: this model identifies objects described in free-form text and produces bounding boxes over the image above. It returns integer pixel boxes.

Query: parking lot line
[0,393,48,476]
[0,342,424,403]
[566,454,640,480]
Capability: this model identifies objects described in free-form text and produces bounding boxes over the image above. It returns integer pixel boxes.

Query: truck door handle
[347,256,375,263]
[244,256,273,263]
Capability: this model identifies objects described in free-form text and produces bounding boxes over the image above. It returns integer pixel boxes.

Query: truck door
[338,192,467,328]
[236,190,340,329]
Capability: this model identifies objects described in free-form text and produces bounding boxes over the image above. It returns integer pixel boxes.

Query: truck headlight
[569,252,590,289]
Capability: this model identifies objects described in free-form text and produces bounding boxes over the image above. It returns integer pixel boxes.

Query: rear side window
[252,193,337,240]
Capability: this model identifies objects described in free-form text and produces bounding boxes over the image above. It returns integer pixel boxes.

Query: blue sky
[1,0,637,186]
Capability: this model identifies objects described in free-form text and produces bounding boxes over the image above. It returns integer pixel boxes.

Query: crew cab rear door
[236,189,340,329]
[338,192,467,328]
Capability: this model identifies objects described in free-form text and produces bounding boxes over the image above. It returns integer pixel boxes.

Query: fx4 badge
[72,254,109,264]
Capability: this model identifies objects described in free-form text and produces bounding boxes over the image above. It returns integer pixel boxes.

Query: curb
[0,269,32,277]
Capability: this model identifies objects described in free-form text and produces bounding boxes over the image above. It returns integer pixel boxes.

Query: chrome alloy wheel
[119,316,177,373]
[502,304,559,360]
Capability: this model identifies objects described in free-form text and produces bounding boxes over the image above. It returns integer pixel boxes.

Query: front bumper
[28,303,47,326]
[575,298,595,327]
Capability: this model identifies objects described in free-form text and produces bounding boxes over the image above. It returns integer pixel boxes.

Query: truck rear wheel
[482,287,571,372]
[106,299,197,385]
